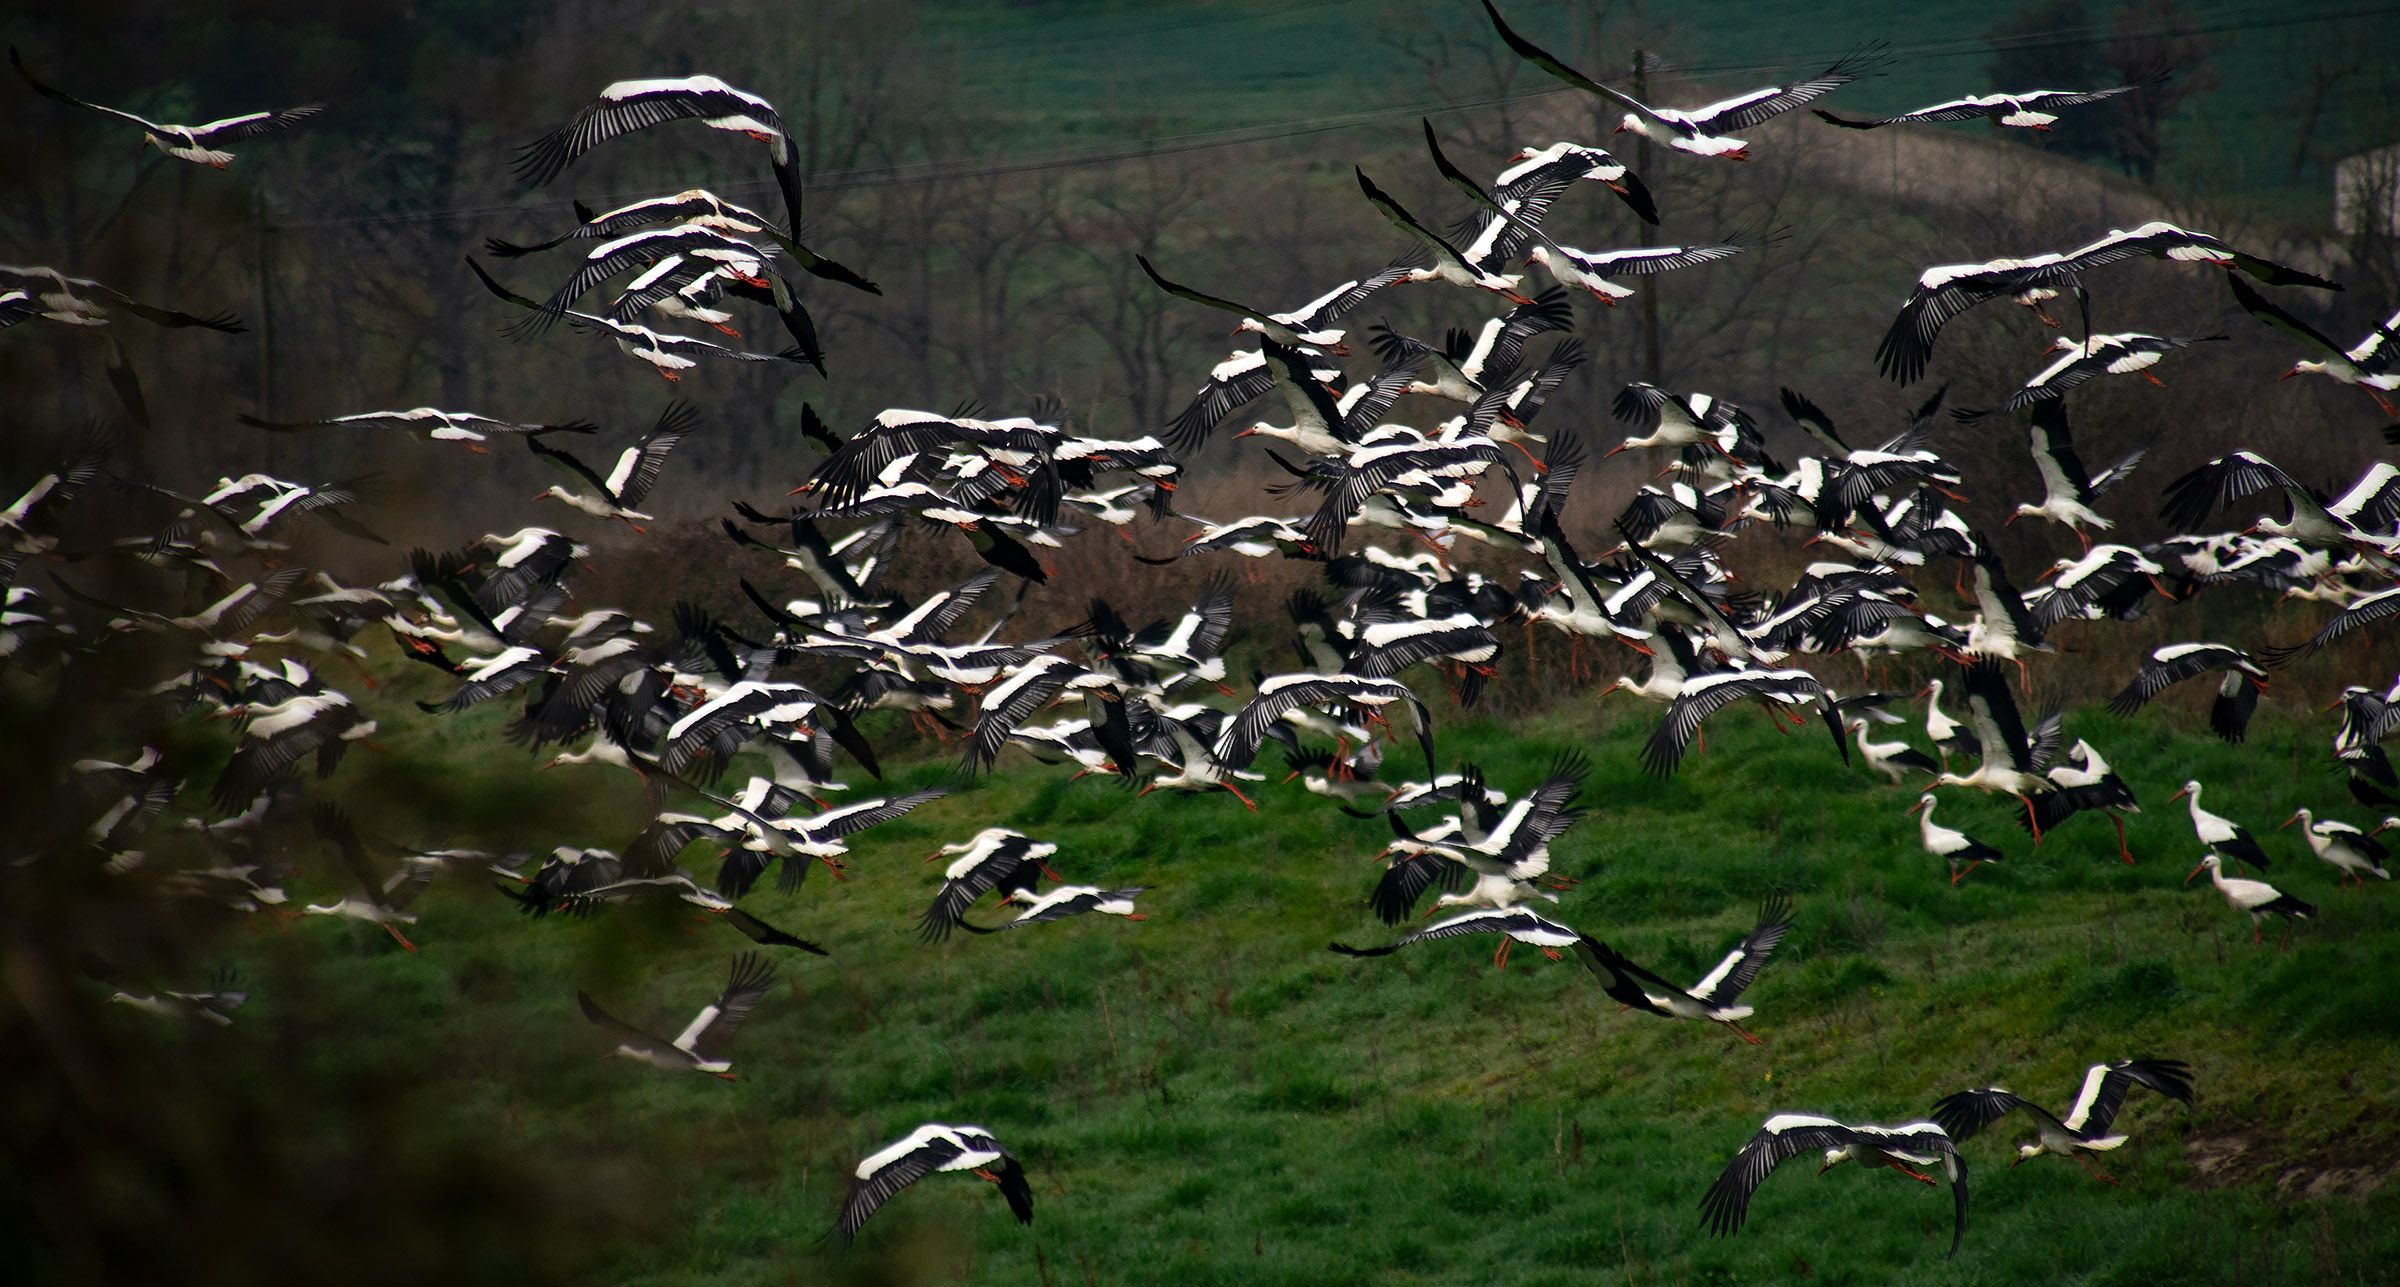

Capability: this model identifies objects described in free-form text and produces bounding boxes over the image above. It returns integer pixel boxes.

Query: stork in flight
[1933,1058,2195,1185]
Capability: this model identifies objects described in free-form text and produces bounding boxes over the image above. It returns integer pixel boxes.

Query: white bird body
[579,953,774,1079]
[1933,1059,2195,1184]
[2185,853,2314,946]
[2284,808,2391,886]
[1910,793,2004,883]
[836,1123,1033,1243]
[1851,719,1937,785]
[2168,780,2271,869]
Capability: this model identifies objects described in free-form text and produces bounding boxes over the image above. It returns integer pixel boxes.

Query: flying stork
[835,1123,1033,1243]
[1700,1114,1968,1258]
[1484,2,1887,161]
[1573,894,1794,1043]
[1932,1058,2195,1184]
[579,953,775,1080]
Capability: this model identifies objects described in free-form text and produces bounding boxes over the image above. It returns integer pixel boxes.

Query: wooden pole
[1633,49,1661,385]
[254,188,278,413]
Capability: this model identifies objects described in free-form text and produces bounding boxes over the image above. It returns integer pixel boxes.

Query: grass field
[111,654,2400,1285]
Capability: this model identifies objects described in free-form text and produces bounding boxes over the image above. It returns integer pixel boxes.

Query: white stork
[2185,854,2314,947]
[527,400,699,528]
[2168,780,2272,870]
[1875,221,2338,384]
[1485,1,1885,161]
[2007,400,2148,547]
[1574,894,1793,1043]
[1331,906,1580,970]
[1909,793,2007,885]
[1850,717,1941,785]
[2227,276,2399,418]
[11,48,320,167]
[1354,167,1536,303]
[2029,739,2141,863]
[960,885,1145,934]
[577,952,774,1079]
[514,75,794,186]
[1137,254,1396,352]
[238,407,596,452]
[105,967,249,1026]
[302,806,434,952]
[918,829,1061,942]
[1701,1114,1967,1258]
[1527,238,1749,306]
[1933,661,2057,837]
[1813,73,2165,133]
[2106,643,2266,743]
[835,1123,1033,1243]
[1932,1058,2195,1184]
[2281,809,2391,888]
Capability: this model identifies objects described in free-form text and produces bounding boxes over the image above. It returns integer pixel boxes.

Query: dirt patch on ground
[2186,1119,2400,1201]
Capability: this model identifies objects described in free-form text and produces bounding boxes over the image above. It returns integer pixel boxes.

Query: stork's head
[1815,1146,1853,1175]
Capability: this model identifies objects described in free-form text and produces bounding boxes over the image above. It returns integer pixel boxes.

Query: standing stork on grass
[1909,793,2006,885]
[2282,809,2391,888]
[2185,854,2314,947]
[2168,780,2272,870]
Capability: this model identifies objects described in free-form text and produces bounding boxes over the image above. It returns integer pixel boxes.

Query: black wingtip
[1617,170,1661,226]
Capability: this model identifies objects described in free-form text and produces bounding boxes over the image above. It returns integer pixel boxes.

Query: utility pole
[1633,48,1662,385]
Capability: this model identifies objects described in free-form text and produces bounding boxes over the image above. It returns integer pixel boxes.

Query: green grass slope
[154,675,2400,1285]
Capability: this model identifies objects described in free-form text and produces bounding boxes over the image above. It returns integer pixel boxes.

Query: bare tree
[2100,1,2218,184]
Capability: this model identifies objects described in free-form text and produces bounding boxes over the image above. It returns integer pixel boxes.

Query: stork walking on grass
[2185,854,2314,947]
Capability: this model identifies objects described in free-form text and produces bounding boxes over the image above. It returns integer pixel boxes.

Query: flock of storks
[11,1,2400,1264]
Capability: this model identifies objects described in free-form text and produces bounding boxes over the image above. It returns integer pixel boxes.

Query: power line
[254,0,2400,234]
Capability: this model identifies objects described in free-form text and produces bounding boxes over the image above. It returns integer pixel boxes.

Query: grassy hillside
[121,662,2400,1285]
